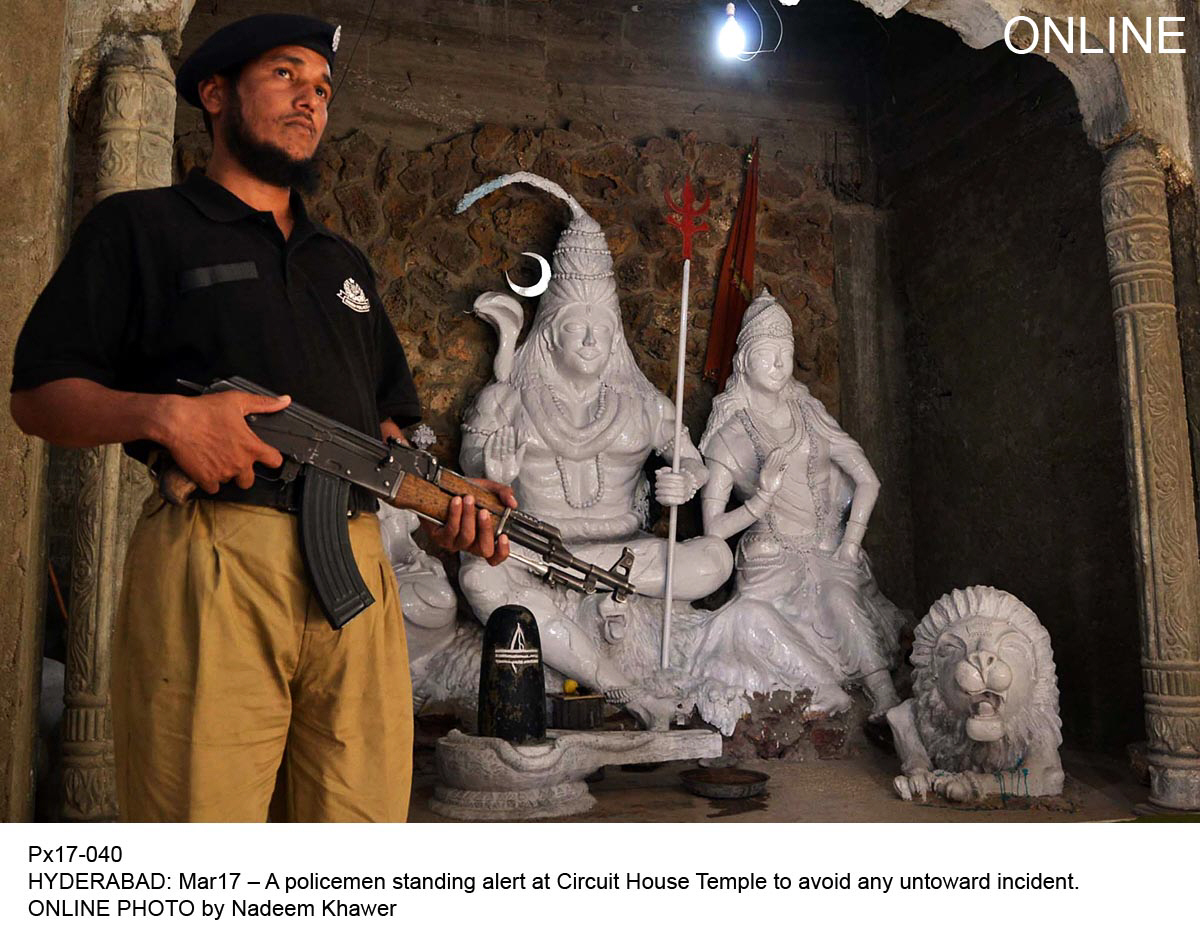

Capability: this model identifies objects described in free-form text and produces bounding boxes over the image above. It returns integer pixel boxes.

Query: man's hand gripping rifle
[160,376,636,629]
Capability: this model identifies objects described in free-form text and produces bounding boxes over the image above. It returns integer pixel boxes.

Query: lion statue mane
[888,586,1064,802]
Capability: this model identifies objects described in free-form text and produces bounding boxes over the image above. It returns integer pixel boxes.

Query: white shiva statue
[455,172,734,727]
[694,290,904,719]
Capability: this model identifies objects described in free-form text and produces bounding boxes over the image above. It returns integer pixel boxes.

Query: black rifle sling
[297,468,376,629]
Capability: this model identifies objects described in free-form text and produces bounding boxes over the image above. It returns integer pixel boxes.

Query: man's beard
[223,88,320,194]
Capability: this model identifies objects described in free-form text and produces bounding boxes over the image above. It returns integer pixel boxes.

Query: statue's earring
[505,252,550,297]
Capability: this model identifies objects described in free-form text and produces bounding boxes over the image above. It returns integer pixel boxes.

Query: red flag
[703,139,759,390]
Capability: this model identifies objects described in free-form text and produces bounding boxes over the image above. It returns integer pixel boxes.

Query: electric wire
[737,0,785,61]
[333,0,380,100]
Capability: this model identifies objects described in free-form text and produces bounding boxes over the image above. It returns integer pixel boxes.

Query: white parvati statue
[694,289,904,718]
[455,173,734,726]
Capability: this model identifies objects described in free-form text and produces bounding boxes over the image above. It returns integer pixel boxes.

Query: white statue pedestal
[431,728,722,820]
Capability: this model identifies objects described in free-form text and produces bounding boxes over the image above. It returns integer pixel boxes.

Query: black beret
[175,14,339,108]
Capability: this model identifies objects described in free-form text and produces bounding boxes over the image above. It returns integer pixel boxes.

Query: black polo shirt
[12,170,421,463]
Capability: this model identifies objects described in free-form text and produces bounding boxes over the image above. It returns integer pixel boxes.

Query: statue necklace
[537,383,622,509]
[740,399,828,545]
[741,400,806,464]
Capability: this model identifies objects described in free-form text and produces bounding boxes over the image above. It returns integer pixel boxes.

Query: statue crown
[736,289,792,347]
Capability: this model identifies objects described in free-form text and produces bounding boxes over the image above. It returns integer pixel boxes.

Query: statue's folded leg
[576,535,732,600]
[816,579,901,717]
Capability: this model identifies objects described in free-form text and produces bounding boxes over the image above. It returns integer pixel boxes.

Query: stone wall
[176,0,881,177]
[176,122,846,544]
[0,0,71,823]
[872,14,1143,751]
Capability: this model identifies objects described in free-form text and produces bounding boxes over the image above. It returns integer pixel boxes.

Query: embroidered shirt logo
[337,277,371,314]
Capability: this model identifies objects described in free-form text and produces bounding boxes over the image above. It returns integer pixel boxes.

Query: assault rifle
[161,376,637,628]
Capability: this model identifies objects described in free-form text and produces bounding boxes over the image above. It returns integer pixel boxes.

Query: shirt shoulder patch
[337,277,371,314]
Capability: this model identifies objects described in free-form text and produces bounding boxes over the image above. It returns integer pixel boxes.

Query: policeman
[10,14,513,821]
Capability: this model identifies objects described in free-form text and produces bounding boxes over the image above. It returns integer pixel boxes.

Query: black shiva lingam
[477,605,546,743]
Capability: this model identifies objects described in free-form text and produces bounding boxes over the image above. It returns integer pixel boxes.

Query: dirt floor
[409,740,1153,823]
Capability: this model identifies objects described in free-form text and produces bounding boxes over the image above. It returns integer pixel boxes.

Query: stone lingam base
[431,728,723,821]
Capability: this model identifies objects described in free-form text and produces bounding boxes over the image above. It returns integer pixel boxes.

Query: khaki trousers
[111,496,413,822]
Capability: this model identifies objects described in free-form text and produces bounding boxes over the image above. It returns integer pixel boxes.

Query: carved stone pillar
[1101,139,1200,811]
[95,37,177,200]
[61,35,172,821]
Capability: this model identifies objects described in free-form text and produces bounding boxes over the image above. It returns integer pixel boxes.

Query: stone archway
[852,0,1200,810]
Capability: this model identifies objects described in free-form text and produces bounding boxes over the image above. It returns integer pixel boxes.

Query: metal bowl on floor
[680,766,769,799]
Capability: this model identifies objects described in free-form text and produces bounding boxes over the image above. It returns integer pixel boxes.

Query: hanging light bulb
[718,3,746,58]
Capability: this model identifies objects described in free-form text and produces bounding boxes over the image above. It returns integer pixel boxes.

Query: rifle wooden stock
[402,471,508,520]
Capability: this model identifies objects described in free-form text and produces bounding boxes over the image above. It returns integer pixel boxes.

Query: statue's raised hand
[758,449,790,497]
[483,426,526,484]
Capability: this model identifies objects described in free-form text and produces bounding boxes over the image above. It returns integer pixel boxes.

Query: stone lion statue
[887,586,1064,802]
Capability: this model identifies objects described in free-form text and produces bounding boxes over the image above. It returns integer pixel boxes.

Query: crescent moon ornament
[505,252,551,297]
